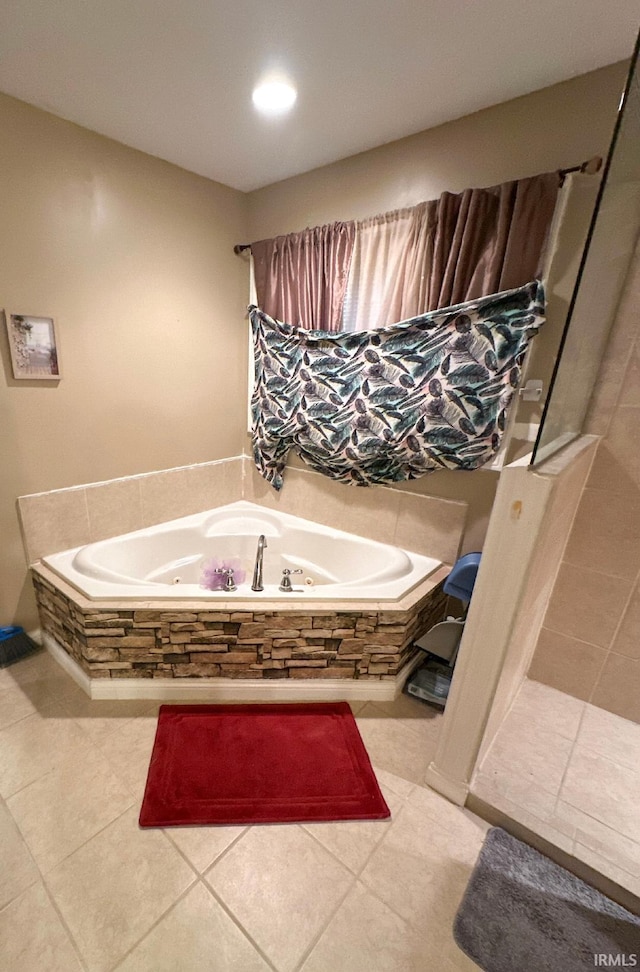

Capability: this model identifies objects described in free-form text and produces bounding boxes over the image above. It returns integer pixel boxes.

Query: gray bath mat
[453,828,640,972]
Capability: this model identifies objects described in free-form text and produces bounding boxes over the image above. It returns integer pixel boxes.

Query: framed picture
[6,314,61,379]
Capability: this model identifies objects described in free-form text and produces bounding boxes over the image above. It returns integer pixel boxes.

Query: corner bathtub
[42,500,441,602]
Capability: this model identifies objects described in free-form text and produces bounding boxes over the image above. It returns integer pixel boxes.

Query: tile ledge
[18,456,244,501]
[31,561,450,615]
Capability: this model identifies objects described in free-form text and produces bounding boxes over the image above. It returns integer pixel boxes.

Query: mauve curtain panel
[251,221,356,331]
[429,171,560,309]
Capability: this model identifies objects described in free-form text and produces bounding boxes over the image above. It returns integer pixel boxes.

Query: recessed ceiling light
[252,80,297,116]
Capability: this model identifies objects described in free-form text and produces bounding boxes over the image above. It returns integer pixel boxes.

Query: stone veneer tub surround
[33,562,449,700]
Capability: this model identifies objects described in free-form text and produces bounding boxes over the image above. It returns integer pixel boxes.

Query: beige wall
[0,93,248,630]
[247,62,627,239]
[246,61,627,553]
[529,243,640,723]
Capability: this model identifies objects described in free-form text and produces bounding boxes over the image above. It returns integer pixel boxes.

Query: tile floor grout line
[0,721,99,801]
[356,794,488,938]
[356,801,417,915]
[355,797,413,874]
[0,701,51,736]
[4,696,134,972]
[106,879,199,972]
[22,800,137,887]
[300,810,393,879]
[552,696,589,817]
[0,694,79,743]
[39,867,91,972]
[358,842,477,954]
[4,734,140,812]
[474,675,526,772]
[2,757,61,803]
[298,764,419,878]
[558,787,640,846]
[156,830,204,879]
[358,864,424,932]
[194,824,250,871]
[291,871,360,972]
[573,838,640,882]
[0,808,45,915]
[560,704,640,815]
[0,876,39,919]
[406,786,490,840]
[478,680,582,828]
[200,869,281,972]
[566,734,640,775]
[162,823,248,880]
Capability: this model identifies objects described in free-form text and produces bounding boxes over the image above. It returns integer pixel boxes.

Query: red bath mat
[139,701,390,827]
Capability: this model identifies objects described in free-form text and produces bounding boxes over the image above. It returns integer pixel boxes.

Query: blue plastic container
[443,552,482,602]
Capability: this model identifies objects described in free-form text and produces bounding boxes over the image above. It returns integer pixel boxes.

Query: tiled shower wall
[18,457,467,569]
[529,241,640,723]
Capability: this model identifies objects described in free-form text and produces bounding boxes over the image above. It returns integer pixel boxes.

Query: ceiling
[0,1,637,192]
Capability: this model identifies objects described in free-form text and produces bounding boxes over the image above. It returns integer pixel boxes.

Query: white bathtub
[42,501,441,602]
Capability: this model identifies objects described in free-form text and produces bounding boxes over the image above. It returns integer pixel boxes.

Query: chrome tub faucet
[251,535,267,591]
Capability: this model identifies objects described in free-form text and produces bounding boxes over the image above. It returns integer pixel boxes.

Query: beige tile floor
[473,677,640,899]
[0,650,486,972]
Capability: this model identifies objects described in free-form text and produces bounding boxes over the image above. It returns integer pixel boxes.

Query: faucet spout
[251,535,267,592]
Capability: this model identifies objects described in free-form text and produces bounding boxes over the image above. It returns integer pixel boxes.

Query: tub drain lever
[279,568,303,592]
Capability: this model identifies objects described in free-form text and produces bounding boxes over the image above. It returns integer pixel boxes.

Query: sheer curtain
[251,221,355,331]
[341,203,434,331]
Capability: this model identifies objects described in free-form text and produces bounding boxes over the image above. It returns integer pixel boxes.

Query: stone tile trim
[33,572,447,682]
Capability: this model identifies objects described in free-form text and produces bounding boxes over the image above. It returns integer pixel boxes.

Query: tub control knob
[214,567,237,593]
[279,568,303,593]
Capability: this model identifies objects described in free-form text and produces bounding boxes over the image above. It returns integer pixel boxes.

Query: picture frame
[6,313,61,380]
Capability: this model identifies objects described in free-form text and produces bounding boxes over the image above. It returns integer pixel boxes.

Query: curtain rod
[232,157,603,253]
[558,155,602,184]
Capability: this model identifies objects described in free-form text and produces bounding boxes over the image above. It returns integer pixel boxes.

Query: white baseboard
[424,761,469,806]
[393,651,425,698]
[43,633,93,696]
[43,633,402,702]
